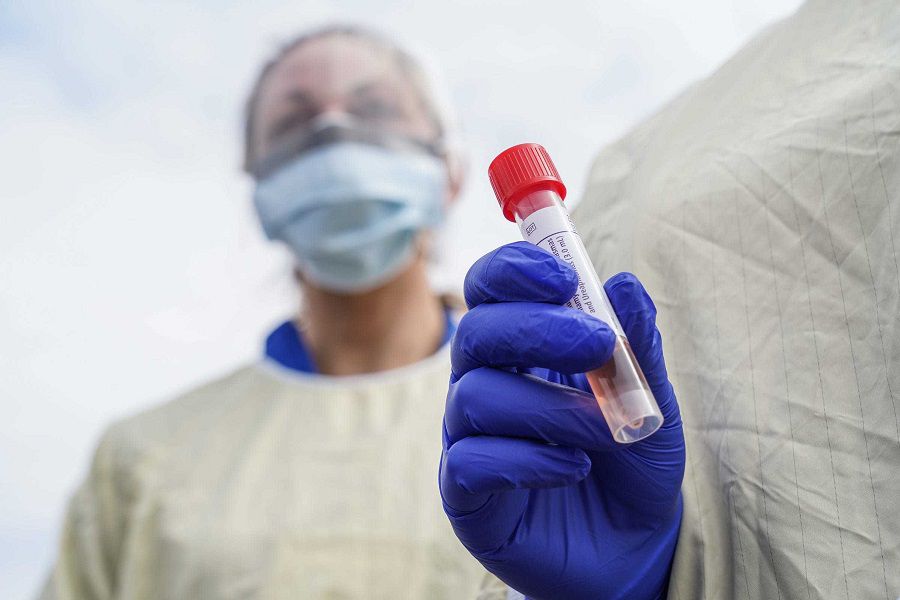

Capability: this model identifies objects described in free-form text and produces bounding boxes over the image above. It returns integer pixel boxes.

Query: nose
[310,109,356,128]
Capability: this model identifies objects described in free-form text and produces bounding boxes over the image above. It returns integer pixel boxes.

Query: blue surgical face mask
[253,140,447,293]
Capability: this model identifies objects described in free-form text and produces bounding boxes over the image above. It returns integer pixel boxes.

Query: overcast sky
[0,1,804,597]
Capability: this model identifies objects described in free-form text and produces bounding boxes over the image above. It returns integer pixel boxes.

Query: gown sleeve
[37,430,130,600]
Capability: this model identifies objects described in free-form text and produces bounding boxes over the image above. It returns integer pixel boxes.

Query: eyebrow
[349,81,395,99]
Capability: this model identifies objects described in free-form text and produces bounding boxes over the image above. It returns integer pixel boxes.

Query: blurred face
[249,33,455,294]
[250,34,440,168]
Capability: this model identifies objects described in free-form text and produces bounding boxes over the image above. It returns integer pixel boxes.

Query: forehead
[255,34,418,117]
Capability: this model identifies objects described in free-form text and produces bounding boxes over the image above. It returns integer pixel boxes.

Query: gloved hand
[440,242,685,600]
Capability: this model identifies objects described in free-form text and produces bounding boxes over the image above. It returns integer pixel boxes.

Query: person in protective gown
[38,25,485,600]
[473,0,900,598]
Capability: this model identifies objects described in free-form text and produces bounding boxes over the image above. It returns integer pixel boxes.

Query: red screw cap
[488,143,567,222]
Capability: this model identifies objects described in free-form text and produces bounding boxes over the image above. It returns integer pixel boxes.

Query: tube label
[518,206,623,334]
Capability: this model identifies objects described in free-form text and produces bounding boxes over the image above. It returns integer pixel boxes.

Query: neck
[298,259,446,376]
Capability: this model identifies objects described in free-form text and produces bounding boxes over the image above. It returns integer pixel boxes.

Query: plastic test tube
[488,143,663,443]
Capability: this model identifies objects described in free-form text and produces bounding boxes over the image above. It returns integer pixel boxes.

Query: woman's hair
[242,24,447,171]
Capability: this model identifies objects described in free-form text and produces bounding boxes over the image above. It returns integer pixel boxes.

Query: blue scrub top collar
[264,307,456,374]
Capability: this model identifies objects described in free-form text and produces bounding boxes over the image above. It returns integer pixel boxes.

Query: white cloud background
[0,0,803,597]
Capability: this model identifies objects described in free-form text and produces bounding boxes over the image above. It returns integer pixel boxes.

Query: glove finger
[604,272,683,448]
[445,367,618,452]
[604,273,671,397]
[451,302,615,378]
[440,435,590,513]
[464,242,578,309]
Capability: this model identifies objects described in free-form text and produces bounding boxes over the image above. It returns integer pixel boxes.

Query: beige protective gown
[584,0,900,598]
[483,1,900,598]
[39,346,485,600]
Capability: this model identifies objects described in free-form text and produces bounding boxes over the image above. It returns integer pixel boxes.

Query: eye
[266,109,316,141]
[351,97,404,122]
